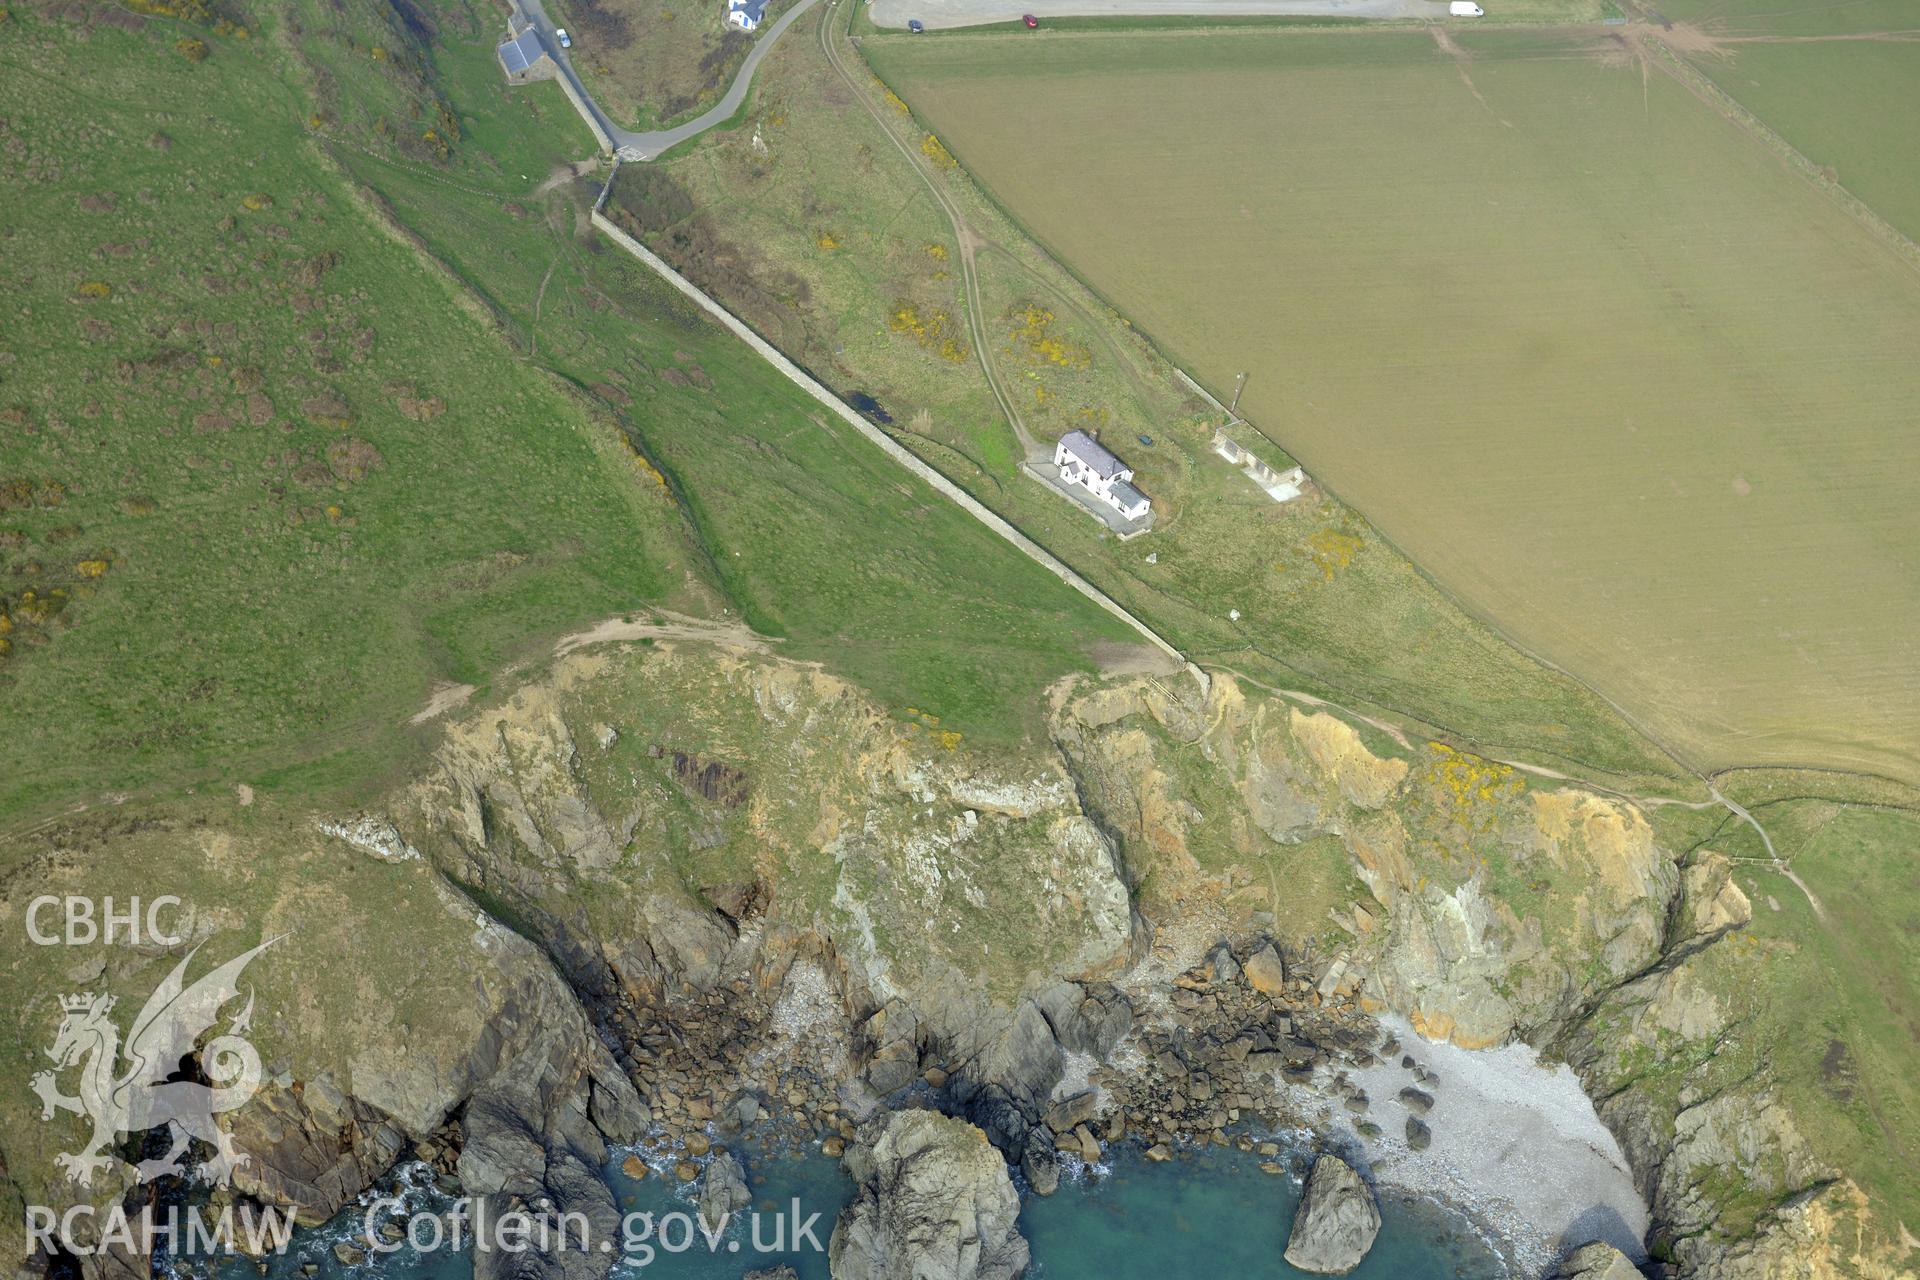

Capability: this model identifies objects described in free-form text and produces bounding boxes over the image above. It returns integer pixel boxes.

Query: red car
[1023,12,1038,26]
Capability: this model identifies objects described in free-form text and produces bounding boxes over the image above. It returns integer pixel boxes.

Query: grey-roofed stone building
[497,27,554,85]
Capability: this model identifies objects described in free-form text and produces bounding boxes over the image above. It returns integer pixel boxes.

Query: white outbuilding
[727,0,768,30]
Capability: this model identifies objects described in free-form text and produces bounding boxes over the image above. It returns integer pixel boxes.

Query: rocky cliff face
[1048,669,1899,1279]
[392,640,1139,1150]
[0,821,644,1280]
[2,637,1900,1280]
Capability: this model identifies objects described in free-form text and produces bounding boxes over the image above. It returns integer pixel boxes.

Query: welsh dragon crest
[30,938,279,1187]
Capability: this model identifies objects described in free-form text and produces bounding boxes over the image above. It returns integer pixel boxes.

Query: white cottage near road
[1054,430,1151,521]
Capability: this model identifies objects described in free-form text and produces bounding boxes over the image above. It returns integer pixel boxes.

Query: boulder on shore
[1021,1128,1060,1197]
[1242,944,1288,995]
[1282,1154,1382,1275]
[1551,1242,1644,1280]
[1405,1116,1432,1151]
[830,1109,1029,1280]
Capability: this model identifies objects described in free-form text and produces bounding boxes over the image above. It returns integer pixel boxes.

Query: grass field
[0,6,696,822]
[0,0,1133,832]
[1752,801,1920,1236]
[1690,39,1920,245]
[868,26,1920,786]
[1646,0,1920,255]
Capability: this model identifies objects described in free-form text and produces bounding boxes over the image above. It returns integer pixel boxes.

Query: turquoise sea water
[1019,1147,1501,1280]
[216,1136,1503,1280]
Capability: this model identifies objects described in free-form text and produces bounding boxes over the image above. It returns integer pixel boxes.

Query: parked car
[908,18,924,30]
[1446,2,1484,13]
[555,26,572,46]
[1023,12,1038,26]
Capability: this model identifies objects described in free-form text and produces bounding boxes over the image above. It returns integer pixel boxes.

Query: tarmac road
[868,0,1449,29]
[514,0,827,160]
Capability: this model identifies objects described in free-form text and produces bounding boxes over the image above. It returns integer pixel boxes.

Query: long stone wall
[552,69,615,156]
[589,206,1202,686]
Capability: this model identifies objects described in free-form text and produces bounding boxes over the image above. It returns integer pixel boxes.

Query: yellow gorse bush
[1305,527,1363,581]
[920,134,957,170]
[889,302,969,363]
[1010,305,1090,370]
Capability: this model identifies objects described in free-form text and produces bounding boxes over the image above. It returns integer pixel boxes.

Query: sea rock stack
[1283,1153,1382,1275]
[698,1149,752,1230]
[829,1109,1030,1280]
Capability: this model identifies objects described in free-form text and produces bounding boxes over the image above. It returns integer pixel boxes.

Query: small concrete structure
[727,0,769,29]
[497,25,555,84]
[1054,429,1151,521]
[1214,430,1306,503]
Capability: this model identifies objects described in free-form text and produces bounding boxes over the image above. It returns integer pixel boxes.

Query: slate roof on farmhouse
[731,0,769,21]
[1110,479,1149,511]
[1058,429,1127,479]
[498,29,547,76]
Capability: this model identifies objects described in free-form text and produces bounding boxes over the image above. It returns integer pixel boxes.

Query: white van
[1448,2,1485,13]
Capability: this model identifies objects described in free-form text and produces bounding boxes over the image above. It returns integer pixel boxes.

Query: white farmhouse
[727,0,768,30]
[1054,430,1151,521]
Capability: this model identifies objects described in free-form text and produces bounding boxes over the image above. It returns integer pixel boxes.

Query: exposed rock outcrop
[1034,981,1132,1058]
[1283,1154,1382,1275]
[830,1110,1028,1280]
[1551,1242,1644,1280]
